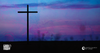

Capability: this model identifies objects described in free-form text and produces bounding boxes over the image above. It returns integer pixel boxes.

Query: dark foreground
[0,41,99,52]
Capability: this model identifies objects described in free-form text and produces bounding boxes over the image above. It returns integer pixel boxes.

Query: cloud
[0,1,100,9]
[29,24,100,35]
[47,4,100,9]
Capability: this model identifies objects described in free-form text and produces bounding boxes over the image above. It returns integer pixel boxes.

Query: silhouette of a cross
[18,5,38,42]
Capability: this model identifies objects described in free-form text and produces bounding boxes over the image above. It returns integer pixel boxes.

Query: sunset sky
[0,0,100,41]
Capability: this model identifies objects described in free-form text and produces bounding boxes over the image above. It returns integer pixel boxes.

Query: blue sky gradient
[0,0,100,41]
[0,0,100,9]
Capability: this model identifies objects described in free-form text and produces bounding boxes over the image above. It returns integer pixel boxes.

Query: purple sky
[0,0,100,41]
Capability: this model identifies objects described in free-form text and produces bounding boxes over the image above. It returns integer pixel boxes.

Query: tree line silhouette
[31,30,100,41]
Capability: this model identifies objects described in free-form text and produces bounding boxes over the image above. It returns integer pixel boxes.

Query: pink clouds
[92,25,100,31]
[27,17,100,36]
[1,15,100,36]
[0,21,26,36]
[29,23,100,36]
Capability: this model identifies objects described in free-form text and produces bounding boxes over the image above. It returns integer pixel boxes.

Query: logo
[3,44,11,50]
[82,46,85,50]
[82,46,97,50]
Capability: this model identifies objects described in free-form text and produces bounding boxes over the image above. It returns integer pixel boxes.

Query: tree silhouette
[82,38,85,41]
[51,34,54,41]
[89,34,92,41]
[31,35,35,41]
[55,33,61,41]
[70,36,73,41]
[96,36,99,41]
[42,33,45,41]
[64,37,68,41]
[37,30,40,41]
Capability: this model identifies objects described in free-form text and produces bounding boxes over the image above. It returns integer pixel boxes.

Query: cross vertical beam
[18,5,38,43]
[27,5,29,42]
